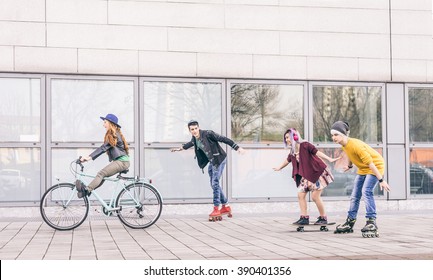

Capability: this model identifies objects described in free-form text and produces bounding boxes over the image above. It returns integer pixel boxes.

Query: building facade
[0,0,432,205]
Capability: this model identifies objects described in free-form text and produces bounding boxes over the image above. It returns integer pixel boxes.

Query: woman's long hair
[104,122,129,155]
[283,128,303,155]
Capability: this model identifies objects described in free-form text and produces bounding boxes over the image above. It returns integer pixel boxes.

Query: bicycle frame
[74,170,147,215]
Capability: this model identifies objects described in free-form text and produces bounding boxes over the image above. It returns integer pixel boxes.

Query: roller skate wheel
[209,216,222,222]
[228,213,233,218]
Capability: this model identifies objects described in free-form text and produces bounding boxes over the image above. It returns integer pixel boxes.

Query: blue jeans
[347,174,378,220]
[208,159,227,207]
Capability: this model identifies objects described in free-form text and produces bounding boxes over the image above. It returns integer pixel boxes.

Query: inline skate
[334,217,356,234]
[361,218,380,238]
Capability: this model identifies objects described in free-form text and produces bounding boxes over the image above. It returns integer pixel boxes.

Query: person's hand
[272,167,281,171]
[328,156,342,163]
[170,147,182,152]
[343,164,354,172]
[379,181,391,193]
[80,156,91,162]
[237,147,246,155]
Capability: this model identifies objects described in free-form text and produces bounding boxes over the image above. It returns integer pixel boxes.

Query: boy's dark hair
[187,120,199,127]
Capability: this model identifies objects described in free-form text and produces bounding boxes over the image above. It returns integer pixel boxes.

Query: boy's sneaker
[314,216,328,225]
[293,215,309,225]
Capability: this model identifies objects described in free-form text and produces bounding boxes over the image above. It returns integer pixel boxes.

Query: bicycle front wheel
[40,183,89,230]
[116,182,162,229]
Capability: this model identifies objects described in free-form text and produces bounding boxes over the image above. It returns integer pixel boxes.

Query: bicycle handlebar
[73,156,84,173]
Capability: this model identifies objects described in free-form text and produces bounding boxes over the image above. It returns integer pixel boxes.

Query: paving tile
[2,210,433,260]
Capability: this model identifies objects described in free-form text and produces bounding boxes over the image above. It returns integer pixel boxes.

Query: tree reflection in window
[409,88,433,143]
[231,84,304,143]
[313,86,382,143]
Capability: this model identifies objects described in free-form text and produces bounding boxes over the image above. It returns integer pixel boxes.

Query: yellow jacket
[342,138,385,175]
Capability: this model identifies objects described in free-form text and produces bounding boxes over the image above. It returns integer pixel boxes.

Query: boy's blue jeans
[208,159,227,207]
[347,174,378,220]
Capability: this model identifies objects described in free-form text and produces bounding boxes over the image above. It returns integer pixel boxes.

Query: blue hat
[100,114,121,128]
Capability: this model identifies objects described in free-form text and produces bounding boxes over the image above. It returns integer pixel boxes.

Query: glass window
[142,80,223,201]
[0,78,40,142]
[144,148,211,200]
[408,88,433,143]
[313,85,382,143]
[409,148,433,195]
[232,149,298,199]
[143,81,222,142]
[231,84,304,143]
[0,148,41,201]
[51,79,134,142]
[408,87,433,196]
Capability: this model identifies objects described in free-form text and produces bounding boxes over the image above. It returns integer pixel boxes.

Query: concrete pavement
[1,204,433,260]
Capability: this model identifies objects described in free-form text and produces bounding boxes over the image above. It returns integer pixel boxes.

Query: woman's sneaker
[314,216,328,225]
[293,215,309,225]
[75,180,89,198]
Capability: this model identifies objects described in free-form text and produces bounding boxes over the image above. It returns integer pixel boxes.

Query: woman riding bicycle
[76,113,130,198]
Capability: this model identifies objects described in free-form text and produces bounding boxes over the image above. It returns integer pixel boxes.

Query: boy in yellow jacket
[331,121,390,237]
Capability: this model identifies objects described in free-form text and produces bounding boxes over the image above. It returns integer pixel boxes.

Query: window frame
[406,84,433,198]
[139,77,226,203]
[46,74,139,197]
[227,79,308,201]
[0,73,45,206]
[309,81,387,199]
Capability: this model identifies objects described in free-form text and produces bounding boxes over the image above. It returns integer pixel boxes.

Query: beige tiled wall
[0,0,431,82]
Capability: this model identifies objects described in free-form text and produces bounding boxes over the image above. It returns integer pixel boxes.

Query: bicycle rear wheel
[40,183,89,230]
[116,182,162,229]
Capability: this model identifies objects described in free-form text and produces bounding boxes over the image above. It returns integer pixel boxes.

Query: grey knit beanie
[331,121,350,136]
